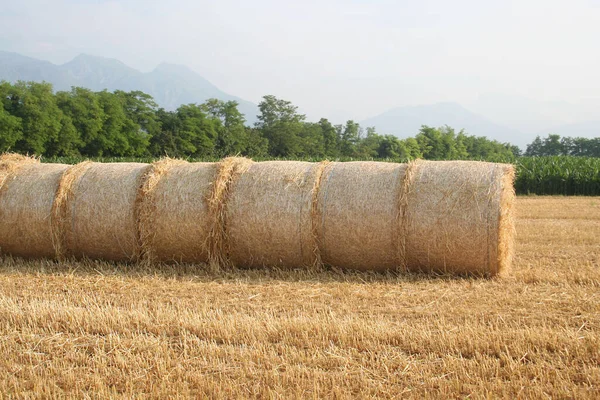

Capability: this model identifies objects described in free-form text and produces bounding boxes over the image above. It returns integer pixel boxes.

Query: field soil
[0,196,599,398]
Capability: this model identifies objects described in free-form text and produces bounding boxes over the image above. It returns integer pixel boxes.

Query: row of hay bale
[0,153,515,276]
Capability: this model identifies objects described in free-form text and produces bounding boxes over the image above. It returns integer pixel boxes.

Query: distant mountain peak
[65,53,135,70]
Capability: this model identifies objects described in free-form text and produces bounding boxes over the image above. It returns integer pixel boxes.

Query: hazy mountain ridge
[0,51,259,123]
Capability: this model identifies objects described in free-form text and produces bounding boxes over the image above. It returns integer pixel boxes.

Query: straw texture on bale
[137,159,218,263]
[57,162,150,261]
[0,152,516,276]
[226,161,325,268]
[0,157,68,258]
[0,153,38,189]
[315,162,408,271]
[403,160,515,275]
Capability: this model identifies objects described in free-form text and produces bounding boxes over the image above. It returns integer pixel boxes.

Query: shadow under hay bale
[0,156,68,258]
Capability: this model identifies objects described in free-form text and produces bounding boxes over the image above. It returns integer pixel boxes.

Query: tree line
[525,134,600,157]
[1,80,595,161]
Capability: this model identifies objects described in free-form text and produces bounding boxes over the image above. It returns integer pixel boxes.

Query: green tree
[0,101,22,152]
[5,81,65,155]
[340,120,361,157]
[201,99,247,156]
[55,87,101,155]
[256,95,305,157]
[318,118,340,157]
[152,108,180,156]
[401,137,423,159]
[114,90,158,156]
[542,134,564,156]
[298,122,325,157]
[176,104,219,157]
[243,127,269,157]
[46,114,80,156]
[354,126,380,158]
[525,136,543,156]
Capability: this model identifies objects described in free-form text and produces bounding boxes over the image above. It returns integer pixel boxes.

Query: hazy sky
[1,0,600,123]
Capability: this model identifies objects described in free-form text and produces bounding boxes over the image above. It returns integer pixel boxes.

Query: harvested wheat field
[0,196,598,398]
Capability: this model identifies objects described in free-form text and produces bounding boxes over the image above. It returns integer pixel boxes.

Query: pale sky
[1,0,600,124]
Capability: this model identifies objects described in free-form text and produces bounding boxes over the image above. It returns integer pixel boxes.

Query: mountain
[0,51,73,90]
[0,51,258,123]
[361,102,527,148]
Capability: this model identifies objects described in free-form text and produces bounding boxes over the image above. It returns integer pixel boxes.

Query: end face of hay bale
[226,161,320,268]
[138,160,217,263]
[404,160,516,276]
[0,162,69,258]
[64,162,150,262]
[495,164,516,276]
[316,162,407,271]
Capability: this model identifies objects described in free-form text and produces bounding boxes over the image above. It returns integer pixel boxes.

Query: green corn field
[514,156,600,196]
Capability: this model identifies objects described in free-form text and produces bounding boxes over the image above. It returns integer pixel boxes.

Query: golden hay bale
[403,160,515,275]
[137,159,218,263]
[315,161,408,271]
[225,161,324,268]
[57,162,151,261]
[0,161,69,258]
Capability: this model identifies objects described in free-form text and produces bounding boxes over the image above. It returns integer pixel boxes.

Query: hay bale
[0,153,515,276]
[315,162,408,271]
[137,159,218,263]
[0,161,69,258]
[57,162,150,261]
[403,160,515,275]
[225,161,324,268]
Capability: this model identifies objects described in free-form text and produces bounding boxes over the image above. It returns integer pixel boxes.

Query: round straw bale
[60,162,150,261]
[403,160,515,275]
[0,161,69,258]
[315,161,407,271]
[137,159,218,263]
[225,161,323,268]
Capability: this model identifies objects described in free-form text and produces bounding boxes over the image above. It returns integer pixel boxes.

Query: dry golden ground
[0,196,599,399]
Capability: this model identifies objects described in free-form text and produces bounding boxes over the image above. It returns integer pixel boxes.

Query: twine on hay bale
[0,155,67,258]
[54,162,150,262]
[206,157,253,268]
[226,161,326,268]
[136,158,218,264]
[52,161,93,259]
[310,161,330,269]
[402,160,515,276]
